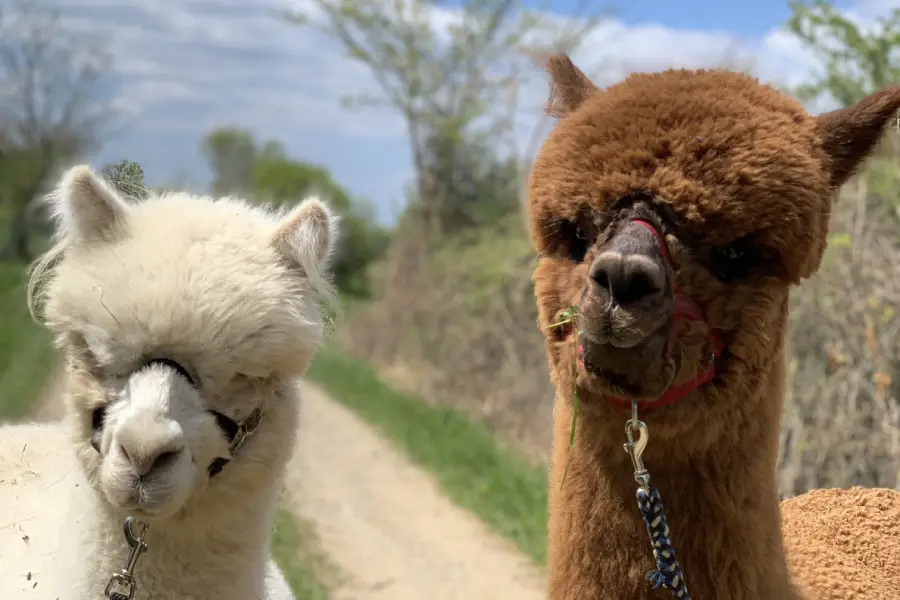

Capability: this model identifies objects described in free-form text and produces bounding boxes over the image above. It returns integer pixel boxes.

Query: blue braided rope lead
[636,485,691,599]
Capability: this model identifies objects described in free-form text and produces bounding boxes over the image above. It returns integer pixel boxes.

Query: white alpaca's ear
[270,196,339,272]
[51,165,131,243]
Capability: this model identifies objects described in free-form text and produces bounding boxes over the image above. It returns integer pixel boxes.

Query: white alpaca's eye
[89,406,107,453]
[91,406,107,431]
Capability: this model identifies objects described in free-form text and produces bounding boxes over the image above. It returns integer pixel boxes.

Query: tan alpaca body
[528,56,900,600]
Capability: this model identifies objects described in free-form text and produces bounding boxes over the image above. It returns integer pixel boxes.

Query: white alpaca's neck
[61,475,280,599]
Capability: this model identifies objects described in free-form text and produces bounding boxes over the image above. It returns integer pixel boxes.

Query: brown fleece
[528,55,900,600]
[783,487,900,599]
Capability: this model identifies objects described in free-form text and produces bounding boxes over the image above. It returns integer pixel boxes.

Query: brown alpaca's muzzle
[576,219,723,409]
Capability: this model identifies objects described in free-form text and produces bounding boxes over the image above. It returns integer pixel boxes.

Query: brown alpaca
[528,55,900,600]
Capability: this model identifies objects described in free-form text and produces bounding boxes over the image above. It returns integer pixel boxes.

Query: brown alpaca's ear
[537,54,598,118]
[816,88,900,188]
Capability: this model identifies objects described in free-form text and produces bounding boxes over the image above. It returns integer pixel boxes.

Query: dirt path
[29,374,547,599]
[286,381,547,600]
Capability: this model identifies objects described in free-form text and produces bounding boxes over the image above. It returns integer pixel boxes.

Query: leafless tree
[0,0,118,259]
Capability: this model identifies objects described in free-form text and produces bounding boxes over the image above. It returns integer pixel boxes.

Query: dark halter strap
[142,357,195,387]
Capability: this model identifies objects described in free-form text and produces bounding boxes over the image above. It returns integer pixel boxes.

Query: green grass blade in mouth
[544,305,580,489]
[561,354,579,488]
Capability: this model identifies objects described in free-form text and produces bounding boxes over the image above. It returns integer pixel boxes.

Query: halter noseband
[93,358,263,478]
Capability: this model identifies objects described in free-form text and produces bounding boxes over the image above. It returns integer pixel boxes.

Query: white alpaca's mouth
[101,483,191,520]
[98,451,195,519]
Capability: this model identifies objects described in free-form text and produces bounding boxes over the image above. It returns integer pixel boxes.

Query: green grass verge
[0,262,56,422]
[306,343,549,565]
[270,506,337,600]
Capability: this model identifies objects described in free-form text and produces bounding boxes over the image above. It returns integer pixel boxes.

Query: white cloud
[853,0,900,18]
[58,0,405,141]
[36,0,889,222]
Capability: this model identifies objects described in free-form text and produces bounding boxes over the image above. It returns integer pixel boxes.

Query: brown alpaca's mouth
[575,321,676,402]
[572,293,724,409]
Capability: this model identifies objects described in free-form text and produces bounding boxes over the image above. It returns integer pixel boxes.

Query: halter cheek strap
[206,406,263,477]
[578,220,725,410]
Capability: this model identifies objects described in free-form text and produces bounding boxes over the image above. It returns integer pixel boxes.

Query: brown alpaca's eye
[559,220,590,263]
[709,238,758,282]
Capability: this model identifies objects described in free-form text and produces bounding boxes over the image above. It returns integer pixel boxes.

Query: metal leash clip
[104,516,149,600]
[622,399,691,600]
[623,399,650,489]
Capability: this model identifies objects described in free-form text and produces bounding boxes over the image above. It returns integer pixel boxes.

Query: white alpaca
[0,164,339,599]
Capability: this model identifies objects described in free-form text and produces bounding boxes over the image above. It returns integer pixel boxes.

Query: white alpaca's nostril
[146,450,180,475]
[117,436,185,478]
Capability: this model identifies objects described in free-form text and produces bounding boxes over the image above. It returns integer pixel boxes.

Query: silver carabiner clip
[623,401,650,488]
[104,517,149,600]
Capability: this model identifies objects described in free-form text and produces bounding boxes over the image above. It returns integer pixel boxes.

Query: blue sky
[533,0,794,36]
[51,0,898,224]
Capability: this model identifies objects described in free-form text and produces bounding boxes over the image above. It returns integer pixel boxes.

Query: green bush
[0,262,56,422]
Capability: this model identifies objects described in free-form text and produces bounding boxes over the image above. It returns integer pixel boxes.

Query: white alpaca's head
[28,165,339,520]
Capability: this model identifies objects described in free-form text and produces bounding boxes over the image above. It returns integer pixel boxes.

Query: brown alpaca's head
[529,55,900,443]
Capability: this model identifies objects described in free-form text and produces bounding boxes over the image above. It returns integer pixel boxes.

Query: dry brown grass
[340,170,900,494]
[779,175,900,494]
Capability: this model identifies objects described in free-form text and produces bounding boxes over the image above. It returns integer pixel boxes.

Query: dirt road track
[285,381,547,600]
[29,375,547,599]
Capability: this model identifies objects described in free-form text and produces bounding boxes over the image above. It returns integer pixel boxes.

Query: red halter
[578,219,724,410]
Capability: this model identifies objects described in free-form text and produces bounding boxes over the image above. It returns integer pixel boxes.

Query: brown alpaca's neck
[547,364,798,600]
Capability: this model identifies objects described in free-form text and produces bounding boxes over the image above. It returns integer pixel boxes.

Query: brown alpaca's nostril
[590,252,664,306]
[590,220,668,306]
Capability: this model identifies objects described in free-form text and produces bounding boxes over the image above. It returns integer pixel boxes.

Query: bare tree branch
[0,0,118,259]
